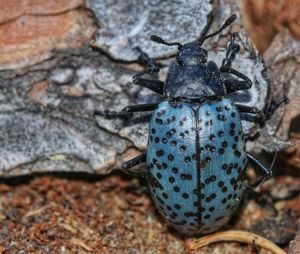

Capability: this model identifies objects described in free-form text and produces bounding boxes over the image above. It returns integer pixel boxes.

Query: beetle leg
[133,76,164,95]
[122,103,159,113]
[222,32,240,69]
[235,104,265,124]
[221,67,252,93]
[265,96,287,119]
[134,46,162,71]
[132,47,165,95]
[94,102,159,119]
[94,109,131,119]
[247,153,275,188]
[122,152,147,177]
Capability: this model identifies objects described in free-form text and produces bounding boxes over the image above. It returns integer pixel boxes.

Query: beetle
[94,14,284,234]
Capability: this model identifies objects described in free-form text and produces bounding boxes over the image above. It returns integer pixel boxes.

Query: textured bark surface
[0,0,290,177]
[88,0,213,61]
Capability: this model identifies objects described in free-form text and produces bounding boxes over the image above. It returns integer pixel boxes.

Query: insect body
[147,99,246,234]
[95,14,282,234]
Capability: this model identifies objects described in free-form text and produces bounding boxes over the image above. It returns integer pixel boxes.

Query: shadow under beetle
[94,14,285,234]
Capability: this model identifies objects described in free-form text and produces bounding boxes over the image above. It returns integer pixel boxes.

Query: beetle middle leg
[235,104,265,124]
[94,102,159,118]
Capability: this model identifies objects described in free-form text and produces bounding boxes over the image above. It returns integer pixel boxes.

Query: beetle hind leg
[247,153,277,188]
[235,104,265,124]
[122,152,147,177]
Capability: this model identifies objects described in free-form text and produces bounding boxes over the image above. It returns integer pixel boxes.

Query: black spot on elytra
[226,168,232,175]
[179,145,186,151]
[162,192,168,199]
[156,173,161,179]
[169,177,175,183]
[156,149,164,157]
[234,150,241,158]
[170,140,177,146]
[162,138,167,144]
[222,141,228,148]
[217,114,226,121]
[180,174,192,180]
[216,106,223,112]
[221,198,227,204]
[209,206,215,212]
[151,128,156,134]
[179,132,185,138]
[173,186,180,192]
[155,118,163,125]
[172,167,178,174]
[222,163,227,170]
[218,181,224,187]
[230,178,236,185]
[182,193,189,199]
[185,156,191,163]
[218,131,224,137]
[174,204,181,210]
[209,134,215,142]
[155,137,160,143]
[168,154,174,161]
[222,186,228,193]
[204,214,211,219]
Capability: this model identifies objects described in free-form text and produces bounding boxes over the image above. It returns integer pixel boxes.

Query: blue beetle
[95,15,283,234]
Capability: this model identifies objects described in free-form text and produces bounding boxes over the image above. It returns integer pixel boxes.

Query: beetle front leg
[221,67,252,93]
[132,47,165,95]
[222,32,240,69]
[133,69,165,95]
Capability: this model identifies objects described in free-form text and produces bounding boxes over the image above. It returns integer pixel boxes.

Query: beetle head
[150,14,237,66]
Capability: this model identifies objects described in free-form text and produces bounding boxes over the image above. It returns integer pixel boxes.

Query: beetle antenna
[150,35,183,49]
[199,14,237,45]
